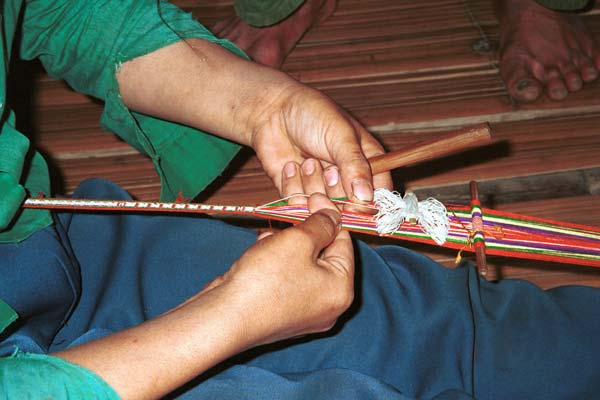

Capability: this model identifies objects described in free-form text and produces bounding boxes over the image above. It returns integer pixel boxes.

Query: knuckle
[312,212,336,235]
[285,228,316,251]
[326,286,354,316]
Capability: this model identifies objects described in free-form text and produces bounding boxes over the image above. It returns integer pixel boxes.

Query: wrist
[182,281,268,353]
[236,72,302,148]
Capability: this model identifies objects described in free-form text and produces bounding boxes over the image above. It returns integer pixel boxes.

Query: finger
[294,195,341,256]
[329,119,374,205]
[301,158,327,196]
[354,124,393,191]
[327,163,375,214]
[281,161,307,206]
[323,165,345,202]
[545,68,568,100]
[307,194,354,276]
[308,191,340,214]
[319,227,354,278]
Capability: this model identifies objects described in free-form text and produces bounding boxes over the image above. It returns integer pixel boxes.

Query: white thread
[374,188,449,245]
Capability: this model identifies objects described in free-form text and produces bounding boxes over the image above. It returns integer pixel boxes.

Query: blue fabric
[1,179,600,399]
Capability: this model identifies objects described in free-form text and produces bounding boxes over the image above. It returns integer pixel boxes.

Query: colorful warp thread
[470,200,485,249]
[23,196,600,268]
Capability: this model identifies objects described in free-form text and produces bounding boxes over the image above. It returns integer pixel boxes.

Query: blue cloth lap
[1,179,599,399]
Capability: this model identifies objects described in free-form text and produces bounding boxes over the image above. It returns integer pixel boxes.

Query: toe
[508,74,543,103]
[575,55,599,82]
[594,53,600,71]
[545,69,568,100]
[560,65,583,92]
[501,60,543,103]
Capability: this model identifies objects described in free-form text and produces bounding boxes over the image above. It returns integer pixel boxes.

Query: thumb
[308,193,354,276]
[294,206,341,258]
[0,172,25,231]
[329,119,374,204]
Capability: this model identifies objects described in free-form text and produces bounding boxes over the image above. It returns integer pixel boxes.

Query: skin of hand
[201,193,354,345]
[497,0,600,103]
[54,193,354,400]
[116,38,392,204]
[249,84,392,204]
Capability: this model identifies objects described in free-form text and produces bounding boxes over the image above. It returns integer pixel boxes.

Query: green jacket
[0,1,248,397]
[0,0,246,243]
[537,0,592,10]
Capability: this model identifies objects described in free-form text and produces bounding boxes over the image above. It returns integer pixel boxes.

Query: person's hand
[0,172,26,230]
[116,39,391,204]
[53,193,353,400]
[248,84,392,205]
[200,193,354,346]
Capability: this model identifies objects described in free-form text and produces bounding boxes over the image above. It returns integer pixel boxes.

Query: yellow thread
[455,232,475,265]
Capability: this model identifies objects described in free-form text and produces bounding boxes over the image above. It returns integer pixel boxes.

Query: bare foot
[211,0,337,68]
[497,0,600,103]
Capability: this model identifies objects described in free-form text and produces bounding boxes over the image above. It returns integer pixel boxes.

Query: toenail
[517,80,531,91]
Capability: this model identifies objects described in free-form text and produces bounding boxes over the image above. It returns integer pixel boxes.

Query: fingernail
[284,162,297,178]
[324,167,339,187]
[303,159,316,176]
[517,80,531,91]
[351,178,373,202]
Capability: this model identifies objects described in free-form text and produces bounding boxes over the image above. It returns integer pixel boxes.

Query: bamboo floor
[19,0,600,289]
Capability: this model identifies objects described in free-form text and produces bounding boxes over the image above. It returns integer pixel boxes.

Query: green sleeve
[20,0,249,201]
[0,350,120,399]
[536,0,591,10]
[0,111,52,243]
[0,298,18,334]
[234,0,305,27]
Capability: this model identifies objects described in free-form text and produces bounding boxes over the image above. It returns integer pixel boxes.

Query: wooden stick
[368,123,492,175]
[469,180,488,277]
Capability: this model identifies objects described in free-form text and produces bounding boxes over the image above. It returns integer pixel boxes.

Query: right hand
[0,172,26,231]
[201,193,355,347]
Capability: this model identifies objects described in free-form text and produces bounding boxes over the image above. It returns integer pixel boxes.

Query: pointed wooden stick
[368,123,492,175]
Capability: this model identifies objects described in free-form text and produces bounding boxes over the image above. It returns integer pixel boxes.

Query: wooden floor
[20,0,600,289]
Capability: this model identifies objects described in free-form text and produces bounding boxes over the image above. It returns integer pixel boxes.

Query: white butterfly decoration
[373,189,450,245]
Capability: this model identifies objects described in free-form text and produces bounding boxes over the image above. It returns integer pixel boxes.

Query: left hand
[116,39,392,203]
[248,84,392,204]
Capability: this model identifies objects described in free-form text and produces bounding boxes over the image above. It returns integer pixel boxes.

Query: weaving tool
[23,124,600,270]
